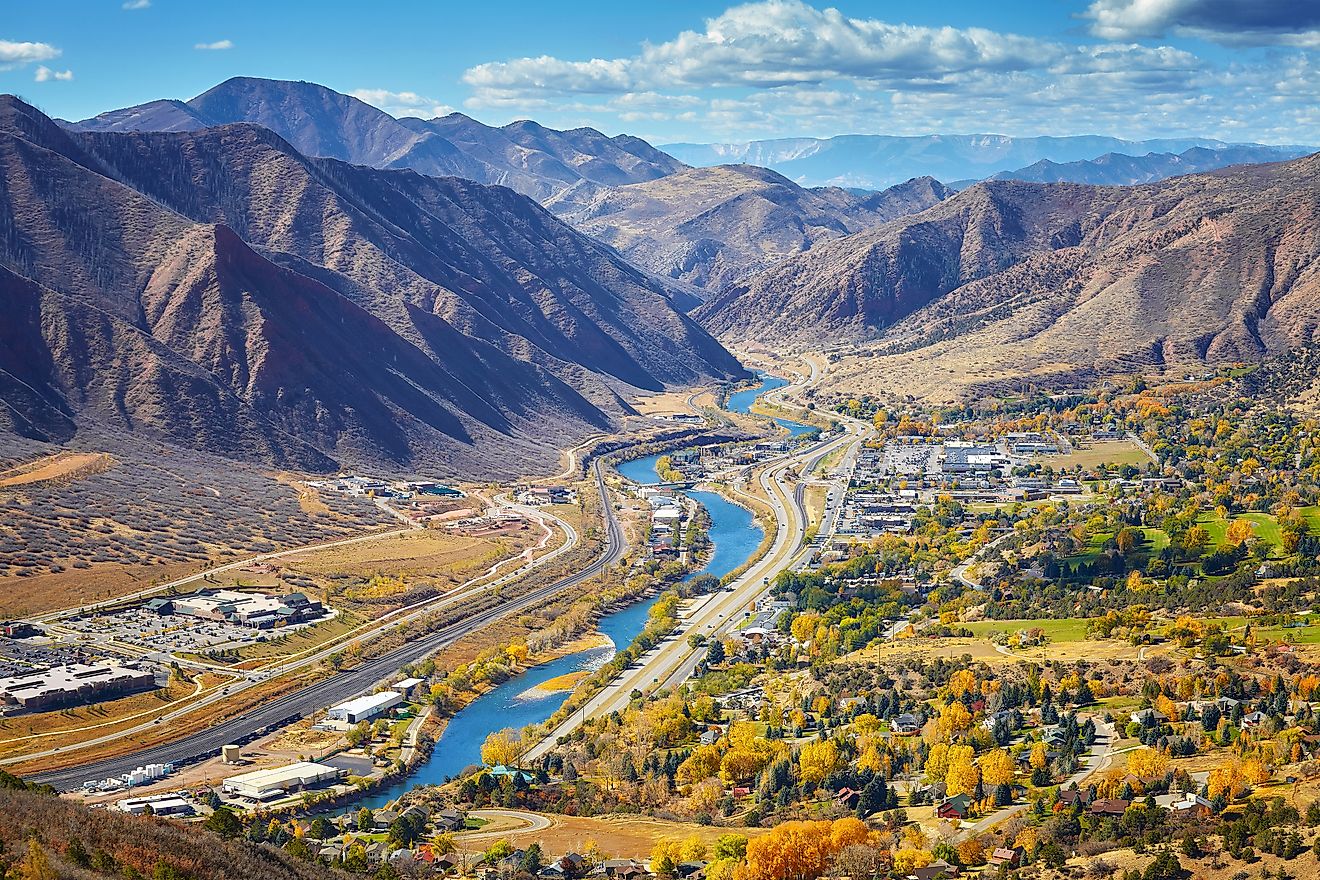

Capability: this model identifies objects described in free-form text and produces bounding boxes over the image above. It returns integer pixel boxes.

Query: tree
[707,638,726,666]
[980,748,1015,787]
[1141,851,1186,880]
[357,807,375,832]
[17,840,57,880]
[521,843,544,874]
[798,740,842,785]
[482,729,523,767]
[204,807,243,839]
[1225,520,1255,547]
[714,835,748,861]
[651,841,681,878]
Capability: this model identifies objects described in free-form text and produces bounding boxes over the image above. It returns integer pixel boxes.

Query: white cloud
[194,39,233,51]
[349,88,455,119]
[34,65,73,82]
[122,0,151,9]
[1084,0,1320,47]
[464,0,1061,99]
[0,39,60,71]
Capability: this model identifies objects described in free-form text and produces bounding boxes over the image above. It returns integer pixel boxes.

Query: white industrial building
[327,690,402,724]
[116,794,193,816]
[222,761,344,799]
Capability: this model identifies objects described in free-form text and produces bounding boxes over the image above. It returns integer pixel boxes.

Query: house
[987,847,1021,868]
[698,727,723,746]
[1130,708,1168,726]
[834,787,861,809]
[936,794,971,820]
[1089,798,1131,816]
[1170,794,1213,818]
[1056,784,1095,809]
[1241,711,1267,729]
[600,859,648,879]
[677,863,706,879]
[891,713,922,736]
[910,859,959,880]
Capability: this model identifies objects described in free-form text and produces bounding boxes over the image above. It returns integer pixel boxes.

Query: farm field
[963,617,1092,642]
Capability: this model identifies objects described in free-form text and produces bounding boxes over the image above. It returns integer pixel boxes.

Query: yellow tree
[798,740,842,785]
[924,743,951,782]
[946,753,981,798]
[979,748,1015,787]
[1225,519,1255,547]
[1029,742,1048,771]
[480,729,522,767]
[1126,748,1170,782]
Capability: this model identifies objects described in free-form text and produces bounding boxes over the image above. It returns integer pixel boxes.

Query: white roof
[224,761,339,790]
[395,678,423,690]
[329,690,401,715]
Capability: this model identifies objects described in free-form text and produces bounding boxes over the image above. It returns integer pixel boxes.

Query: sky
[4,0,1320,145]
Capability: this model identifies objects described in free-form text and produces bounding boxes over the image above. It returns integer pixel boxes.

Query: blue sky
[4,0,1319,144]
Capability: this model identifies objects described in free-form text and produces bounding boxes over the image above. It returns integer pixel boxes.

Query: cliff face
[0,96,744,476]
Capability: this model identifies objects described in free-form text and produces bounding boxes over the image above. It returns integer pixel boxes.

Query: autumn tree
[798,740,842,785]
[481,729,523,767]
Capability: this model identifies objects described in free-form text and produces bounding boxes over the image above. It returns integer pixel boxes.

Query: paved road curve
[29,462,625,792]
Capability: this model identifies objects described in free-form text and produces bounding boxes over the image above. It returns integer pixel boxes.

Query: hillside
[546,165,949,291]
[662,133,1307,189]
[68,77,682,201]
[983,144,1313,187]
[697,152,1320,401]
[0,95,743,476]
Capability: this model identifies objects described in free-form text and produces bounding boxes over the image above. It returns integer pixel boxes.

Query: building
[0,662,156,712]
[222,761,345,799]
[116,794,193,816]
[161,589,324,629]
[936,794,971,819]
[327,690,402,724]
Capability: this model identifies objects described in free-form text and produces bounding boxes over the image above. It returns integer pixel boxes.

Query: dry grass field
[1040,439,1154,469]
[285,530,525,584]
[461,812,769,859]
[0,451,114,487]
[629,389,704,416]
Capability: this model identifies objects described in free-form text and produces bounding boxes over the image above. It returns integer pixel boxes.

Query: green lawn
[963,618,1091,643]
[1196,512,1281,549]
[1253,623,1320,644]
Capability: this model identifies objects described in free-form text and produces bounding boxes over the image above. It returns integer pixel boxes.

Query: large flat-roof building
[327,690,402,724]
[0,662,156,713]
[222,761,345,800]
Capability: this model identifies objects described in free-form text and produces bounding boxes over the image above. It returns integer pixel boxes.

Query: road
[27,462,625,791]
[525,369,869,761]
[954,716,1117,840]
[455,808,552,841]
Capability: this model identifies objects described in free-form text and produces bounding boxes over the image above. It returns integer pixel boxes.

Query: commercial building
[0,662,156,712]
[222,761,345,800]
[117,794,193,816]
[327,690,402,724]
[152,589,325,629]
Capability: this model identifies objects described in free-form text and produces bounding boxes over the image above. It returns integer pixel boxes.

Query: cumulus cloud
[122,0,151,9]
[349,88,455,119]
[194,39,233,51]
[34,65,73,82]
[1084,0,1320,46]
[464,0,1060,98]
[0,39,60,71]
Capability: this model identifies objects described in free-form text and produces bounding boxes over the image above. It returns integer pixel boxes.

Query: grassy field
[287,530,524,586]
[458,813,769,859]
[1037,439,1152,470]
[1196,511,1282,548]
[963,617,1092,642]
[230,610,367,662]
[1253,623,1320,644]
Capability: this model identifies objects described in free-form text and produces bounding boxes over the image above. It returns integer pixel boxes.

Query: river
[354,375,806,805]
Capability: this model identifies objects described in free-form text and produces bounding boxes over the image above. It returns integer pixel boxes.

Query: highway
[28,461,625,791]
[526,370,870,761]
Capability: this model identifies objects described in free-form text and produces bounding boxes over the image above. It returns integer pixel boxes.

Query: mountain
[662,133,1311,190]
[547,165,949,291]
[399,113,684,200]
[696,151,1320,400]
[981,145,1314,187]
[0,95,743,476]
[68,77,683,201]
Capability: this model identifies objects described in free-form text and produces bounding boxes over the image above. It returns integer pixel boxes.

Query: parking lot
[62,608,329,654]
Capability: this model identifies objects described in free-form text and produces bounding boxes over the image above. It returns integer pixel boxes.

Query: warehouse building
[156,589,325,629]
[327,690,402,724]
[116,794,193,816]
[0,662,156,713]
[222,761,345,800]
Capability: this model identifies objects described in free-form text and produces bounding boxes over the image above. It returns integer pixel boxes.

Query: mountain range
[0,95,743,476]
[547,165,950,291]
[663,134,1312,190]
[975,144,1315,188]
[698,151,1320,401]
[68,77,682,202]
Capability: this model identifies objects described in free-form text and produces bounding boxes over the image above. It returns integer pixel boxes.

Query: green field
[1253,623,1320,644]
[1196,512,1282,549]
[963,618,1091,642]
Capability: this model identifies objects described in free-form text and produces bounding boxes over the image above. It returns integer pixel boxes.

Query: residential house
[987,847,1021,869]
[1089,798,1131,816]
[936,794,971,820]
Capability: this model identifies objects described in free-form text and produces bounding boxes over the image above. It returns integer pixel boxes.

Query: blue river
[353,377,803,805]
[726,372,816,438]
